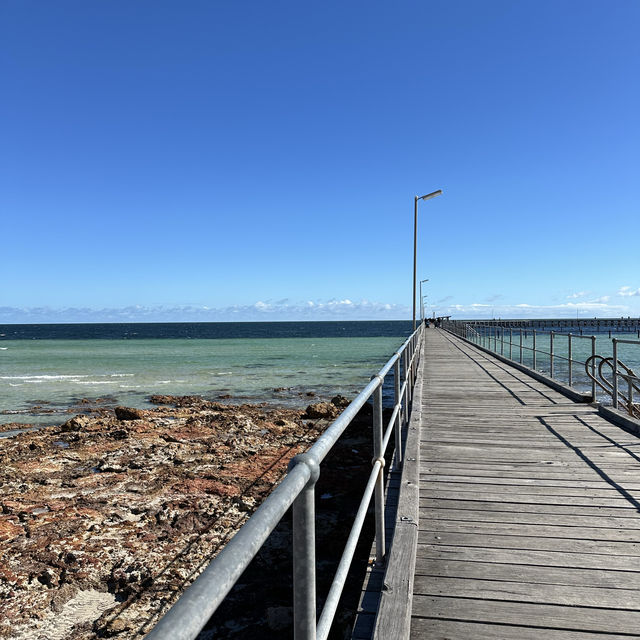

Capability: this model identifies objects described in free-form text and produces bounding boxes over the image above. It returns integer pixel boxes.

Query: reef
[0,396,348,639]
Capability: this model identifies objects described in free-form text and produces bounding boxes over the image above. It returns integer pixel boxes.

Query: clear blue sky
[2,0,639,322]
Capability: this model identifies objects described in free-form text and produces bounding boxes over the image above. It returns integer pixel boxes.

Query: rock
[60,415,93,432]
[0,396,325,639]
[330,394,350,408]
[304,402,339,420]
[114,406,145,421]
[50,583,78,613]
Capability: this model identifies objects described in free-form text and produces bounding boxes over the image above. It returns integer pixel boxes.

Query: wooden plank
[422,489,637,505]
[411,618,640,640]
[419,507,640,529]
[371,345,423,640]
[412,595,640,634]
[418,531,640,556]
[365,329,640,639]
[413,558,640,589]
[417,544,640,570]
[414,575,640,608]
[419,483,639,498]
[419,519,640,541]
[421,497,639,516]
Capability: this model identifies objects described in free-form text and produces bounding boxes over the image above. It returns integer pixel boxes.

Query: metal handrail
[443,320,640,418]
[146,324,424,640]
[443,321,597,400]
[585,354,640,418]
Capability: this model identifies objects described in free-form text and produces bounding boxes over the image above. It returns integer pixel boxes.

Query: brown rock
[331,394,350,408]
[114,406,145,421]
[60,415,93,431]
[304,402,339,420]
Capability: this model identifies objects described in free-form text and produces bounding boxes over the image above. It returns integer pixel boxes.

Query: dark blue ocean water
[0,320,412,341]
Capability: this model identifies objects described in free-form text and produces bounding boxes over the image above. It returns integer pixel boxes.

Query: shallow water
[0,321,412,425]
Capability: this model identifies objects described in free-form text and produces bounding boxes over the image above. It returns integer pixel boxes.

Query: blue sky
[2,0,639,322]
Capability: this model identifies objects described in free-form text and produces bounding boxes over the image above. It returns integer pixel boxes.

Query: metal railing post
[372,378,386,562]
[568,334,573,387]
[533,329,537,370]
[519,329,523,363]
[550,331,554,378]
[394,359,402,467]
[291,454,320,640]
[509,328,512,359]
[591,336,596,401]
[403,349,411,406]
[628,376,634,416]
[501,327,504,355]
[613,339,619,409]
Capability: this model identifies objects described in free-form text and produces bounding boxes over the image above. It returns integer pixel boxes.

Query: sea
[4,320,639,428]
[0,321,413,426]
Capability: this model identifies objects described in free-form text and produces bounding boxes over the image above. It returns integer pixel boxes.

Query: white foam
[0,347,7,351]
[1,374,89,380]
[74,380,119,385]
[109,373,135,378]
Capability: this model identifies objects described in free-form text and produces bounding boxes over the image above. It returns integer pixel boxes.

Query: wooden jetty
[466,317,640,332]
[371,328,640,639]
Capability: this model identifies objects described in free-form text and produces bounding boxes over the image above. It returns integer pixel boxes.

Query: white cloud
[435,300,630,319]
[618,286,640,297]
[0,299,411,323]
[567,291,588,299]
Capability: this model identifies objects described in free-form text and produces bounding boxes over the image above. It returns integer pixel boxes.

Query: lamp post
[420,279,429,325]
[413,190,443,330]
[421,294,429,325]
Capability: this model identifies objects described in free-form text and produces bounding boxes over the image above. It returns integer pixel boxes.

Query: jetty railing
[445,321,597,399]
[443,321,640,417]
[586,339,640,418]
[146,324,424,640]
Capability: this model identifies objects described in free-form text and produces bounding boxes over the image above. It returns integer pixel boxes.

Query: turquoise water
[0,336,405,425]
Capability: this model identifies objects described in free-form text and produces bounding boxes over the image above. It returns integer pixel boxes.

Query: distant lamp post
[420,279,429,324]
[413,190,443,330]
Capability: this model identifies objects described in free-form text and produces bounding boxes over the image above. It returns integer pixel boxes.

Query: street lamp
[420,279,429,324]
[413,190,443,330]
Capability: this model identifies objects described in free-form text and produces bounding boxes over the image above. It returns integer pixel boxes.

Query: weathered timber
[369,328,640,640]
[371,343,423,639]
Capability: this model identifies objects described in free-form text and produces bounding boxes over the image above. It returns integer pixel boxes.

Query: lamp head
[420,189,443,201]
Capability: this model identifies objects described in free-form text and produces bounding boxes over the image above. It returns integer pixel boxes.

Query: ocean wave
[74,381,119,385]
[109,373,135,378]
[155,380,171,384]
[0,347,8,351]
[1,374,90,380]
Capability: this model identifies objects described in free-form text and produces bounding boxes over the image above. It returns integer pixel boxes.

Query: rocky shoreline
[0,395,356,639]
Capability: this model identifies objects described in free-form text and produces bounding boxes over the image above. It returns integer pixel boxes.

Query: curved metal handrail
[585,355,640,418]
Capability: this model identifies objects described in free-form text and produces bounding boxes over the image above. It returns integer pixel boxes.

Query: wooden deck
[374,328,640,639]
